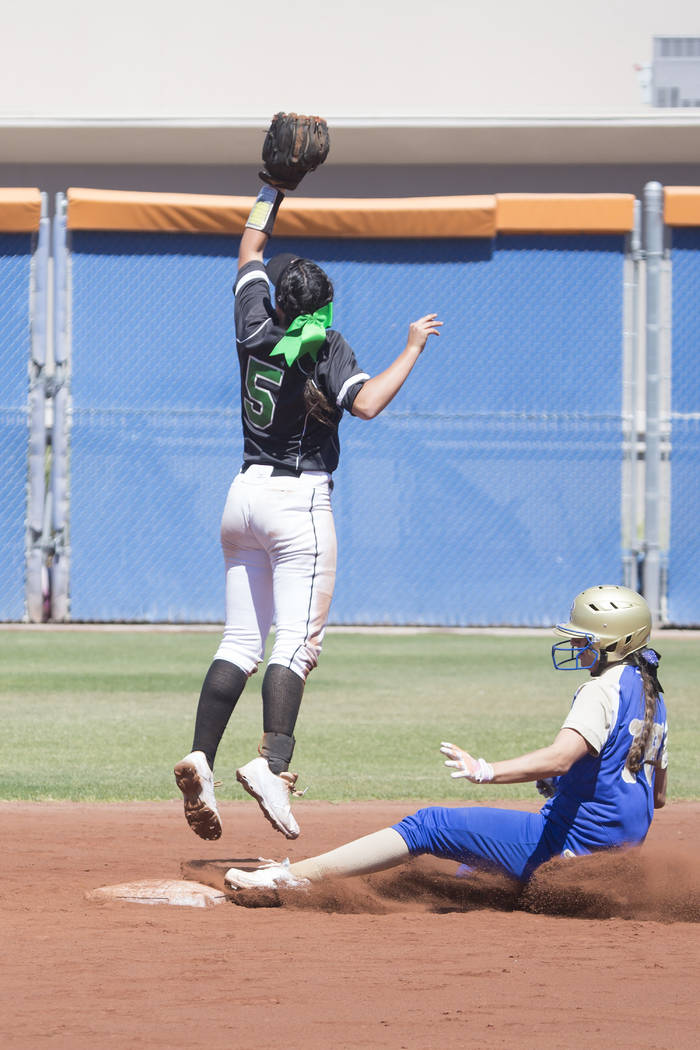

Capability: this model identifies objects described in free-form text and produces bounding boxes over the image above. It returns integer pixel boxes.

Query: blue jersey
[393,660,668,881]
[540,662,668,851]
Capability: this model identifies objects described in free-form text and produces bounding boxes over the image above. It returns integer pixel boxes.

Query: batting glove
[440,742,495,783]
[536,777,558,798]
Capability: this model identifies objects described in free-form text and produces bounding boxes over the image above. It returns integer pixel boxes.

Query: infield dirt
[2,799,698,1049]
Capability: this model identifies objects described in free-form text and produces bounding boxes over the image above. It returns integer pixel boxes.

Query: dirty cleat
[224,857,309,892]
[174,751,222,841]
[236,756,300,839]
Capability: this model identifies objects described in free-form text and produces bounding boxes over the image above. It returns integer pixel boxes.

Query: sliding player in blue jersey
[224,585,668,892]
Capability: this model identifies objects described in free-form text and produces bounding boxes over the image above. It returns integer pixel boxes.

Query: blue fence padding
[281,235,625,414]
[667,420,700,625]
[668,228,700,623]
[331,413,622,625]
[0,234,32,620]
[69,408,239,621]
[67,231,625,623]
[69,232,241,621]
[70,233,239,410]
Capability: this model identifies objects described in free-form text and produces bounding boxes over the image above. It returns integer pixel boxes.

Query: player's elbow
[548,753,576,777]
[548,729,591,776]
[353,403,379,420]
[351,391,381,420]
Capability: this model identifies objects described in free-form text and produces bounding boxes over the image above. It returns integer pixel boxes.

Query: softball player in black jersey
[175,181,442,842]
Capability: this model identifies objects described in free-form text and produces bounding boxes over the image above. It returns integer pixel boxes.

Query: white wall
[2,0,699,120]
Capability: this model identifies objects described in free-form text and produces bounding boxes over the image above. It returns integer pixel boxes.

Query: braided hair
[275,258,333,325]
[625,648,663,775]
[276,259,337,424]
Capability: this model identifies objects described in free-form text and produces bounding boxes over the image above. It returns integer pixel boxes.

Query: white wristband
[473,758,495,783]
[245,185,284,234]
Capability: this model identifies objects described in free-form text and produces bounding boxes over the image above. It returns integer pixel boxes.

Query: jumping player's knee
[213,634,263,677]
[269,639,321,680]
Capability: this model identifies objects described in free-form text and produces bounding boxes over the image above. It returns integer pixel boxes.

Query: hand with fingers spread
[407,313,443,354]
[440,741,495,783]
[350,313,444,420]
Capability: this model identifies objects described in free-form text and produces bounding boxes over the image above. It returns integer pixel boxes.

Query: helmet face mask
[551,630,598,671]
[551,585,652,672]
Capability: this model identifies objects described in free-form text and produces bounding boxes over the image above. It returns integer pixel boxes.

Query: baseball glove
[259,112,330,191]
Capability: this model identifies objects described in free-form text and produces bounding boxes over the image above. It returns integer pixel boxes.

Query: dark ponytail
[276,258,336,423]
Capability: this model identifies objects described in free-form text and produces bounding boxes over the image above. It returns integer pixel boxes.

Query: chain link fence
[668,227,700,623]
[0,211,49,622]
[0,234,32,618]
[3,186,698,624]
[62,231,240,620]
[55,229,627,624]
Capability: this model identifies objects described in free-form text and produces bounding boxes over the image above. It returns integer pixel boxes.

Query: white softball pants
[214,464,337,681]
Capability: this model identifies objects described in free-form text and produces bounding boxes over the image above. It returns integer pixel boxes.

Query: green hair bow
[271,302,333,367]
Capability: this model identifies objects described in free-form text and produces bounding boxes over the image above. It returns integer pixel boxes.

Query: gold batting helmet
[552,585,652,671]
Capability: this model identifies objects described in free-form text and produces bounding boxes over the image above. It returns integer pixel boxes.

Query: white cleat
[236,756,300,839]
[174,751,222,841]
[224,857,310,892]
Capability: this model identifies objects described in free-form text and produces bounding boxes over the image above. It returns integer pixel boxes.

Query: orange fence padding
[495,194,636,234]
[66,188,643,238]
[273,196,496,239]
[0,188,42,233]
[67,189,251,235]
[66,188,497,238]
[664,187,700,226]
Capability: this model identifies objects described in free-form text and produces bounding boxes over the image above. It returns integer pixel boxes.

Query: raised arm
[351,314,443,420]
[238,224,270,270]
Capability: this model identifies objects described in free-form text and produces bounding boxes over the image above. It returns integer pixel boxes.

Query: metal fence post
[25,193,50,621]
[50,193,70,621]
[642,181,664,623]
[622,199,642,591]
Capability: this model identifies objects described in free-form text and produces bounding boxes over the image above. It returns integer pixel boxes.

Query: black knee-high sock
[261,664,305,773]
[192,659,248,771]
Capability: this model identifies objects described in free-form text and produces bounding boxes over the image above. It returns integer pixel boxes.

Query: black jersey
[233,261,369,473]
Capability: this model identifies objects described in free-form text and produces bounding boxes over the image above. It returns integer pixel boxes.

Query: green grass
[0,629,697,802]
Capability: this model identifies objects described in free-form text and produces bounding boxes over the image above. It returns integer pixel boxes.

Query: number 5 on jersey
[244,357,284,430]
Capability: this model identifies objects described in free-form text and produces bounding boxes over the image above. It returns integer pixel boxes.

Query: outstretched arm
[351,314,443,420]
[440,729,590,785]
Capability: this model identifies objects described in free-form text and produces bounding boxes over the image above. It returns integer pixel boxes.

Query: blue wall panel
[298,234,625,623]
[331,414,621,625]
[0,234,32,620]
[668,228,700,623]
[67,231,625,623]
[68,232,242,621]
